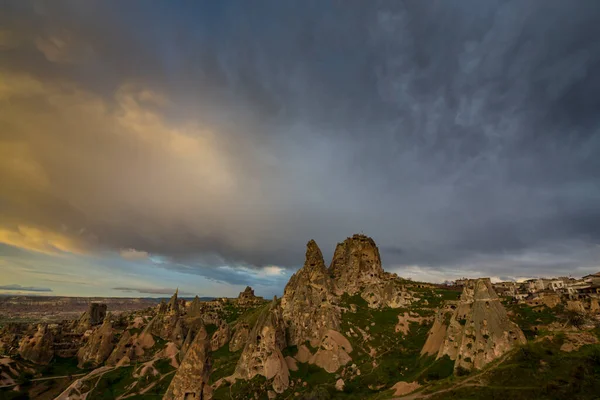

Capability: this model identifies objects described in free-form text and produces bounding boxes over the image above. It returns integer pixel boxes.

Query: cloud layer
[1,0,599,289]
[0,284,52,292]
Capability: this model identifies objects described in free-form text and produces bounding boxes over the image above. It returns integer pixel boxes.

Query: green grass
[505,303,561,340]
[213,375,269,400]
[40,356,84,376]
[428,339,600,400]
[87,366,136,399]
[210,345,242,383]
[153,358,175,375]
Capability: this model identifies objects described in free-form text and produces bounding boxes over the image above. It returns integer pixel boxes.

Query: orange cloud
[0,225,87,255]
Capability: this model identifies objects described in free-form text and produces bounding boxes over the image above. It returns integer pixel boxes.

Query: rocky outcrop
[237,286,263,305]
[75,303,108,333]
[234,297,289,393]
[77,315,114,368]
[422,279,526,371]
[309,330,353,373]
[167,289,180,315]
[210,322,231,351]
[229,322,250,352]
[163,324,212,400]
[187,296,203,317]
[282,240,340,346]
[18,324,54,365]
[329,234,384,295]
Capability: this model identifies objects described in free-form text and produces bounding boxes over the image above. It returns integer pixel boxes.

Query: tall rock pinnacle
[281,240,340,346]
[329,234,384,295]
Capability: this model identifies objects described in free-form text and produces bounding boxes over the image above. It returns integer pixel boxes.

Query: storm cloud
[1,0,600,288]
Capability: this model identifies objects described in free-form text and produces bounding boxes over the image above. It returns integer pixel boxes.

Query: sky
[1,0,600,298]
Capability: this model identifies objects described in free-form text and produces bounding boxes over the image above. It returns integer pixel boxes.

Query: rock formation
[18,324,54,365]
[329,234,385,295]
[238,286,263,305]
[229,322,250,352]
[77,314,115,368]
[282,240,340,346]
[422,278,526,371]
[167,289,180,315]
[76,303,108,332]
[187,296,203,317]
[163,324,212,400]
[234,297,289,393]
[210,321,231,351]
[309,330,353,373]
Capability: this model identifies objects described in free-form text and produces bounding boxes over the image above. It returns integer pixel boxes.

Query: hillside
[1,234,599,400]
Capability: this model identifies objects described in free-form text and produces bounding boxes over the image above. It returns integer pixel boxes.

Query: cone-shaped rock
[18,324,54,365]
[329,234,384,295]
[422,278,526,371]
[234,297,289,393]
[282,240,340,346]
[187,295,202,317]
[163,324,212,400]
[77,314,115,368]
[167,288,179,315]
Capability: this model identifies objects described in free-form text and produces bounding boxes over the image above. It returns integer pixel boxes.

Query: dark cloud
[0,284,52,292]
[1,0,600,284]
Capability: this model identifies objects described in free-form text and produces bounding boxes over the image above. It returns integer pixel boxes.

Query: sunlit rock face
[18,324,54,365]
[329,234,385,296]
[234,298,289,393]
[163,324,212,400]
[281,240,340,346]
[422,278,526,371]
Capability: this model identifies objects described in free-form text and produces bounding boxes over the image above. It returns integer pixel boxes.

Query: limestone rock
[309,330,352,373]
[210,322,231,351]
[423,279,526,371]
[187,296,203,317]
[18,324,54,365]
[77,315,114,368]
[229,322,250,352]
[163,324,212,400]
[234,298,289,393]
[329,234,384,295]
[335,378,345,391]
[282,240,340,346]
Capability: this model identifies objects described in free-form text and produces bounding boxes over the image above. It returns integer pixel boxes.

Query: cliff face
[281,240,340,346]
[329,234,385,295]
[234,297,289,393]
[163,324,212,400]
[423,279,526,371]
